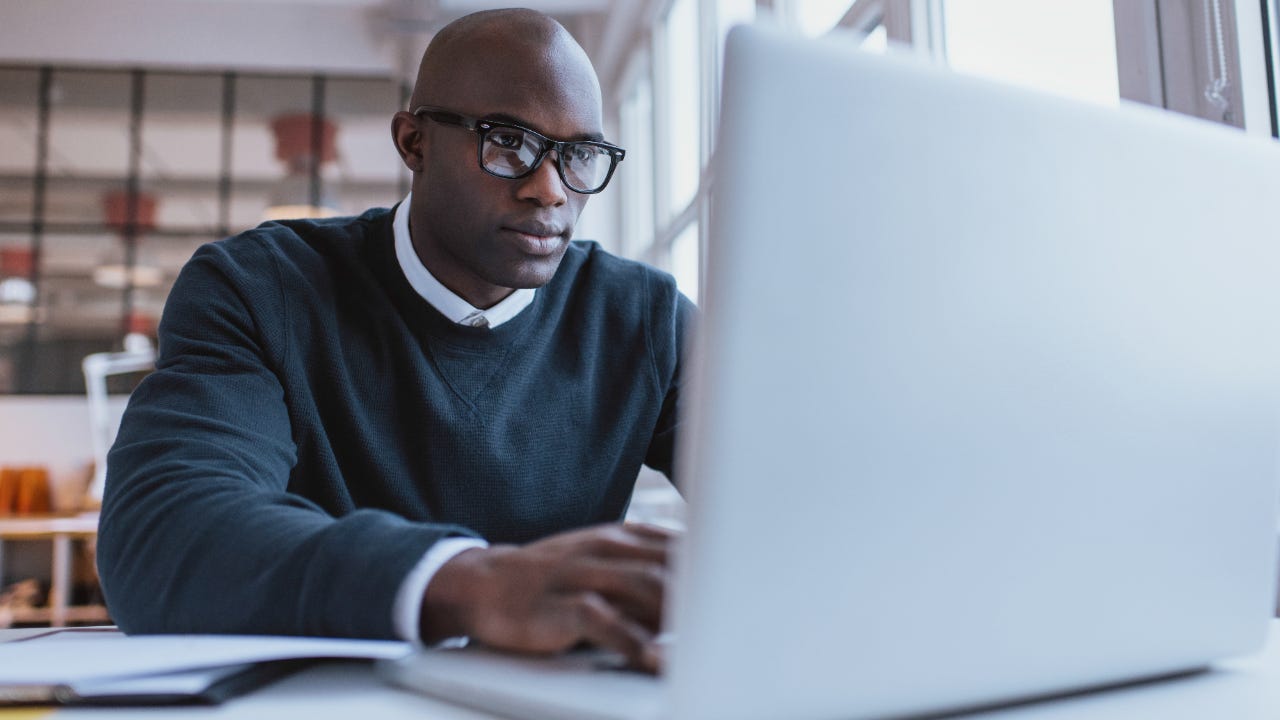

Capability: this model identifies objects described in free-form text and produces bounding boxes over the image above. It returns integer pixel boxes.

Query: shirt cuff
[392,536,489,647]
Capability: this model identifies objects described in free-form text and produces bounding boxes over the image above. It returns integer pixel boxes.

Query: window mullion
[909,0,947,60]
[1234,0,1274,137]
[1113,0,1165,108]
[882,0,914,43]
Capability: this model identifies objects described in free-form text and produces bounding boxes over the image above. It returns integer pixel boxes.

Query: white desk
[4,622,1280,719]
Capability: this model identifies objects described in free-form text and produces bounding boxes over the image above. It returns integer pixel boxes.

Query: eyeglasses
[412,105,626,194]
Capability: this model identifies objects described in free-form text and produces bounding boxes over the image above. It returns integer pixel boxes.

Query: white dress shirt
[388,193,534,644]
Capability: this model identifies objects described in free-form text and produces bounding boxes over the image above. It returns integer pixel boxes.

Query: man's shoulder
[171,207,394,304]
[550,242,692,340]
[559,240,678,297]
[183,207,394,291]
[209,206,393,262]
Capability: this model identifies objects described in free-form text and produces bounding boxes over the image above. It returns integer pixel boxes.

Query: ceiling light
[92,264,164,289]
[0,247,38,326]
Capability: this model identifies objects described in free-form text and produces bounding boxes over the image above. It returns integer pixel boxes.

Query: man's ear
[391,111,426,173]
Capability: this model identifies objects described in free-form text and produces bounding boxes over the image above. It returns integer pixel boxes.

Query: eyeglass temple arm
[412,107,478,131]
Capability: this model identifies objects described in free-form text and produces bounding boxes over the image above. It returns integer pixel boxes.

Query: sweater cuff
[392,536,489,646]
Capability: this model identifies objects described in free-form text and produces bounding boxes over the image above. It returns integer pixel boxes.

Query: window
[863,23,889,52]
[602,0,1274,315]
[659,0,701,221]
[717,0,758,122]
[941,0,1120,105]
[619,55,655,261]
[670,221,700,303]
[791,0,857,36]
[718,0,757,43]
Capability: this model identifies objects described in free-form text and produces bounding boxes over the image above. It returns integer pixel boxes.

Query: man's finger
[565,558,664,601]
[574,525,672,564]
[623,522,681,542]
[562,558,665,632]
[571,591,661,675]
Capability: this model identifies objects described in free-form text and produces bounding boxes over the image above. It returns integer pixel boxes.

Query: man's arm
[97,241,473,639]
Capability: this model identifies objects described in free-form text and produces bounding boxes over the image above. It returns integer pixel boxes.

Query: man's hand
[420,523,674,673]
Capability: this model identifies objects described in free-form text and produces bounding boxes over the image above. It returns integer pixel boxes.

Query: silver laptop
[381,22,1280,720]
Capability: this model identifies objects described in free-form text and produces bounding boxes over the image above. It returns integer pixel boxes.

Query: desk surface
[4,622,1280,719]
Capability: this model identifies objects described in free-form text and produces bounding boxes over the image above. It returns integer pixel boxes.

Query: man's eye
[490,132,524,150]
[568,145,595,164]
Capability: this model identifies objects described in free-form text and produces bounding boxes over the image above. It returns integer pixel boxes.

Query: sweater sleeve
[96,239,469,640]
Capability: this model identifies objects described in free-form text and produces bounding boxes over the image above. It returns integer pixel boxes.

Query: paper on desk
[0,634,411,684]
[65,663,254,698]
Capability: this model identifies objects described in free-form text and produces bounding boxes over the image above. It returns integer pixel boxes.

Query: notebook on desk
[380,22,1280,720]
[0,629,410,707]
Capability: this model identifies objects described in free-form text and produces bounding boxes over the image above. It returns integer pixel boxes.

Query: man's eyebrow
[484,112,606,142]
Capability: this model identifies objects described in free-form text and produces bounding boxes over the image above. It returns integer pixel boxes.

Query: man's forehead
[413,13,602,132]
[480,110,605,143]
[434,56,604,139]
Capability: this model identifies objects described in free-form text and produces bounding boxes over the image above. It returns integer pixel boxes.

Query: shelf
[0,513,99,537]
[0,173,403,198]
[0,220,226,239]
[0,512,103,628]
[9,604,110,625]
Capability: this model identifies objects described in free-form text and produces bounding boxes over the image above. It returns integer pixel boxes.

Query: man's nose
[516,151,569,207]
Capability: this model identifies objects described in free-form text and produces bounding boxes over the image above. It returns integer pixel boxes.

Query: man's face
[408,43,603,309]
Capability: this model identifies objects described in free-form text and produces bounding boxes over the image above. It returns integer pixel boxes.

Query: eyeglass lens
[481,127,613,192]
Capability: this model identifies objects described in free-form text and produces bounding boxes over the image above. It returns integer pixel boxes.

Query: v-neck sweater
[97,205,694,640]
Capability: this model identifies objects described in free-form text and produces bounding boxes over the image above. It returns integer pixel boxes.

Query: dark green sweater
[97,206,693,639]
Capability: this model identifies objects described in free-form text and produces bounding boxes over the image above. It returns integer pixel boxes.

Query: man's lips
[505,223,565,238]
[503,225,567,257]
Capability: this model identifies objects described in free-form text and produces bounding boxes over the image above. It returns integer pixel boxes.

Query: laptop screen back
[669,23,1280,720]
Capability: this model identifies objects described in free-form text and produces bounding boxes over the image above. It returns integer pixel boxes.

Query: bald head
[409,9,601,118]
[390,9,610,308]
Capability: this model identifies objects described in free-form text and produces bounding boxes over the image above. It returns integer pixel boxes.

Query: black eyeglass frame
[412,105,626,195]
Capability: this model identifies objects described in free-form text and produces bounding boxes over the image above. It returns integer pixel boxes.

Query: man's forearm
[419,546,498,642]
[397,538,488,643]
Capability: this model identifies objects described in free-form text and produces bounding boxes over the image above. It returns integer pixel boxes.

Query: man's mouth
[504,225,566,256]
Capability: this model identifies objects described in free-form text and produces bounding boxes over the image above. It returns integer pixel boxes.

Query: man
[97,8,692,674]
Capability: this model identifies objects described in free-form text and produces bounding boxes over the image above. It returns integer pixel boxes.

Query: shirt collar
[392,192,536,329]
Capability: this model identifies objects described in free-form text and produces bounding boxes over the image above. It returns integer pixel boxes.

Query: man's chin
[504,240,570,285]
[498,254,567,290]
